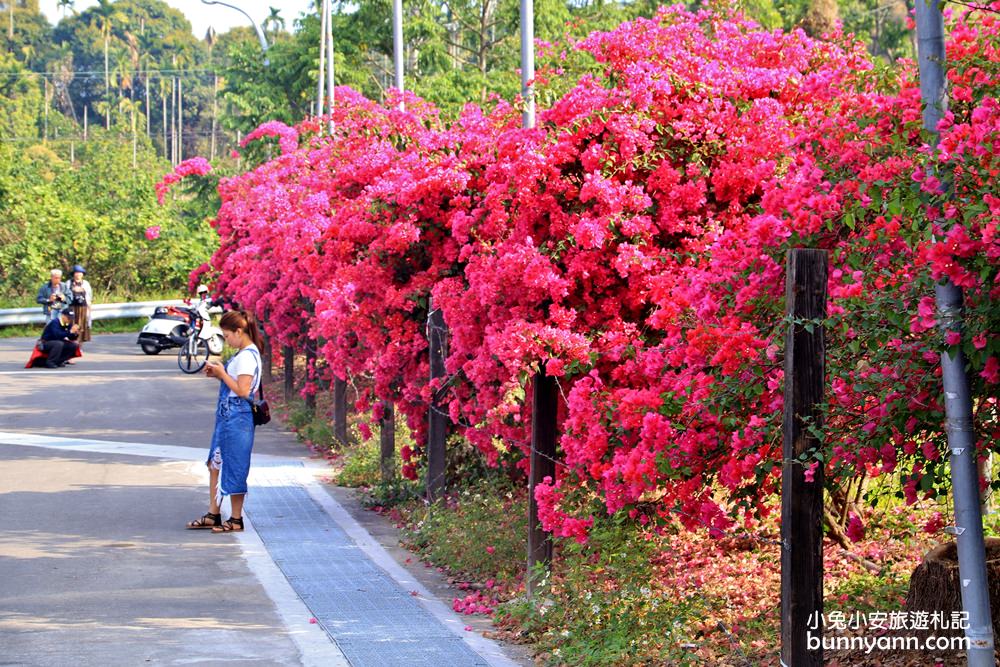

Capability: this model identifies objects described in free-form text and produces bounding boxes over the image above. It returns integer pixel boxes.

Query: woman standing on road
[68,265,93,343]
[186,310,263,533]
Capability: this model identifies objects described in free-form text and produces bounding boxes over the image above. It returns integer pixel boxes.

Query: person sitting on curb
[36,269,71,322]
[39,309,80,368]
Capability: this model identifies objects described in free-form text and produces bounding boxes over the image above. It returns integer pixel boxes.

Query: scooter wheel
[140,343,162,355]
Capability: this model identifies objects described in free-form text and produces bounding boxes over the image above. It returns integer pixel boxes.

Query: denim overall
[206,348,259,501]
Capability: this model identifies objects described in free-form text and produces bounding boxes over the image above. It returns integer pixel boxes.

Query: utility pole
[317,0,328,127]
[392,0,404,111]
[520,0,534,128]
[178,75,183,163]
[326,0,335,133]
[914,1,995,664]
[211,74,218,160]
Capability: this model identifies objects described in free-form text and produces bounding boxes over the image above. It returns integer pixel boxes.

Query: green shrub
[336,414,412,489]
[495,515,706,667]
[401,478,528,586]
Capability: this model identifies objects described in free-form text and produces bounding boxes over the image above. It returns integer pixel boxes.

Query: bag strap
[236,347,265,401]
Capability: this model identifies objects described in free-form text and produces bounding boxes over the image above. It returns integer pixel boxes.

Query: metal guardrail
[0,300,191,327]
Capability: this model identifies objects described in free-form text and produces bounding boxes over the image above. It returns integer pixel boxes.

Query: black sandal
[212,517,244,533]
[186,512,222,529]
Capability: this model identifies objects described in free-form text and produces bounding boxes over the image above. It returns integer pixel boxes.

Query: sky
[38,1,316,40]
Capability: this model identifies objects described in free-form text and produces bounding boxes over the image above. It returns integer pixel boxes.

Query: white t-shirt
[226,344,261,398]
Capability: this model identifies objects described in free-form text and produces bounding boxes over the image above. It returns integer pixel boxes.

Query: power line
[0,68,223,79]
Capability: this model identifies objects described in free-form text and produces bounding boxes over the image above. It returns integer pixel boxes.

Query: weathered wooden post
[305,343,317,413]
[283,345,295,401]
[780,248,827,667]
[333,376,348,445]
[380,400,395,483]
[426,305,448,501]
[527,370,558,599]
[260,325,273,381]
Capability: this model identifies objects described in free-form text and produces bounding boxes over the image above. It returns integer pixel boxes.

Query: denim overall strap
[230,347,262,401]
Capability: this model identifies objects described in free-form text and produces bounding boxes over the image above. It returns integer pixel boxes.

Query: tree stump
[904,537,1000,639]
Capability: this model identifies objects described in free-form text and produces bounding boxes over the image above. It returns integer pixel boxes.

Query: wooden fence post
[305,343,317,413]
[283,346,295,401]
[781,248,827,667]
[333,376,348,445]
[380,400,395,483]
[426,305,448,501]
[260,325,273,381]
[528,370,558,599]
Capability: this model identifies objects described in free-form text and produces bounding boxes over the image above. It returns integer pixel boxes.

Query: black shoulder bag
[242,348,271,426]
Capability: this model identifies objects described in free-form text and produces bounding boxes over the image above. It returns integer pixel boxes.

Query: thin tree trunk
[145,73,150,137]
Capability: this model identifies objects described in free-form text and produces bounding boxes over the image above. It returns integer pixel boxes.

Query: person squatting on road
[36,269,71,322]
[39,309,80,368]
[187,310,263,533]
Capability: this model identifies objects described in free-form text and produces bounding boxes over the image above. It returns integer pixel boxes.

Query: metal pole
[178,76,183,163]
[914,0,995,663]
[520,0,534,129]
[200,1,269,65]
[392,0,404,111]
[317,0,328,126]
[326,0,335,133]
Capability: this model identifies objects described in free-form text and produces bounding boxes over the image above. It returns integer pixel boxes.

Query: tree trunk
[905,538,1000,639]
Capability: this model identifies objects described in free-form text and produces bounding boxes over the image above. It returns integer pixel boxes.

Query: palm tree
[262,6,284,39]
[90,0,126,130]
[57,0,75,18]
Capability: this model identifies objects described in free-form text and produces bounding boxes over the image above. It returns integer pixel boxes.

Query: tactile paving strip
[246,463,489,667]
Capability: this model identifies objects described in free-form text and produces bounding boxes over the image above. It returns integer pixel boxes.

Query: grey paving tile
[246,465,489,667]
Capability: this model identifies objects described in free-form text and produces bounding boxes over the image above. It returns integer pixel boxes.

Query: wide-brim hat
[72,264,86,274]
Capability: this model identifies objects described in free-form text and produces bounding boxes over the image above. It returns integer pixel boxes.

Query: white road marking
[0,431,347,667]
[0,430,521,667]
[0,369,180,375]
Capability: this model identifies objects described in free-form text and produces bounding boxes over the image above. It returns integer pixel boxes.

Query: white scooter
[136,305,196,355]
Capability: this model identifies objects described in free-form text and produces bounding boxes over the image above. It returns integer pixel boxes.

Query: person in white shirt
[186,309,263,533]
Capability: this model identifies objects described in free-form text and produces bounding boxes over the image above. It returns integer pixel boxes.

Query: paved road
[0,334,522,667]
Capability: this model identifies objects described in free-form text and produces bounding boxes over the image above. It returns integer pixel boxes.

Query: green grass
[0,317,148,339]
[0,289,184,310]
